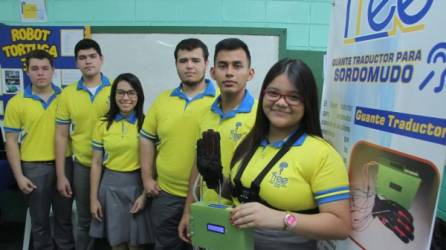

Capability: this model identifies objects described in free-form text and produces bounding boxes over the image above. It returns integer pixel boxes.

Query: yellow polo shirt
[92,113,140,172]
[231,134,350,211]
[4,84,70,161]
[199,90,257,203]
[56,74,111,166]
[140,80,217,197]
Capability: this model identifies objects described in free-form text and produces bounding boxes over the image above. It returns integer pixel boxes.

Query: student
[178,38,257,243]
[4,49,74,250]
[55,38,111,250]
[89,73,152,250]
[139,38,217,250]
[228,59,351,249]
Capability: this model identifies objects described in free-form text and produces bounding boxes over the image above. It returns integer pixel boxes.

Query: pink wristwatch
[284,212,297,230]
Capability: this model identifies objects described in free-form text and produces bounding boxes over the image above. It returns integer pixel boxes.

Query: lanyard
[233,127,305,197]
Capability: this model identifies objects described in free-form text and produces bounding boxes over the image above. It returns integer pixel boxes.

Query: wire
[350,161,379,231]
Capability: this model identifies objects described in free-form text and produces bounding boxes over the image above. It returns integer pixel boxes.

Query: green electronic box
[376,158,421,209]
[190,201,254,250]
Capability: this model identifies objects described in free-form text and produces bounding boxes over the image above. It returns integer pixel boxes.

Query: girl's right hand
[91,199,103,221]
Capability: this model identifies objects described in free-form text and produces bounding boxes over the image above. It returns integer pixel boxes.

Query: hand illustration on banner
[372,195,415,244]
[419,42,446,93]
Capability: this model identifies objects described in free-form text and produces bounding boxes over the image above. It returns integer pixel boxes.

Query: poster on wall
[19,0,48,22]
[319,0,445,249]
[1,68,23,94]
[0,24,85,119]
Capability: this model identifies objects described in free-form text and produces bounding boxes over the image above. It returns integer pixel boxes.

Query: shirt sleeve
[4,97,22,133]
[140,97,159,142]
[91,120,106,151]
[55,88,71,125]
[311,142,350,206]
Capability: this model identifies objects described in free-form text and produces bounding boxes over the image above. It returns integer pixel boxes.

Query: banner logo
[344,0,433,44]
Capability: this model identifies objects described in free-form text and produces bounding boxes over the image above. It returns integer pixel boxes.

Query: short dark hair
[174,38,209,61]
[231,58,322,167]
[74,38,102,58]
[106,73,145,130]
[214,38,251,65]
[25,49,54,68]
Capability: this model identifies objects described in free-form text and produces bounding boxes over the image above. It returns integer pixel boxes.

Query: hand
[372,195,414,243]
[178,211,191,243]
[230,202,285,230]
[91,199,103,222]
[196,130,223,189]
[16,175,37,194]
[130,193,146,214]
[143,178,161,197]
[57,176,73,198]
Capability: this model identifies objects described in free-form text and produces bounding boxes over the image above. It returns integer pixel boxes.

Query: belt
[22,160,55,165]
[22,157,72,165]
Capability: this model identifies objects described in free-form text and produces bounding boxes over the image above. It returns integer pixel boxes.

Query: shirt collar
[23,83,61,109]
[170,78,216,100]
[211,89,255,120]
[24,83,61,98]
[114,112,137,124]
[76,73,111,90]
[260,133,307,148]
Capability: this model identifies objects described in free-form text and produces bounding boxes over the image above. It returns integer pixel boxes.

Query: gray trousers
[22,158,74,250]
[254,228,317,250]
[73,161,95,250]
[150,190,192,250]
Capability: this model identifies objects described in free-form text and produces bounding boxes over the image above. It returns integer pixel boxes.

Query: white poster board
[320,1,444,249]
[92,32,280,110]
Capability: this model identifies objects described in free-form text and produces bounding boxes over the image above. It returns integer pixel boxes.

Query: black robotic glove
[372,195,414,243]
[196,129,223,189]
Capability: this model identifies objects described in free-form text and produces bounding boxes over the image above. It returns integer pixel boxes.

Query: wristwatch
[284,212,297,230]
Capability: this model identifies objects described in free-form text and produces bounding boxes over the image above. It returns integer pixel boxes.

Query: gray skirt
[254,228,317,250]
[89,168,153,246]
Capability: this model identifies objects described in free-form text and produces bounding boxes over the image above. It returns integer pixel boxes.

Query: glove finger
[209,130,218,155]
[397,209,413,223]
[395,208,413,227]
[197,138,204,158]
[379,214,414,243]
[396,216,414,232]
[215,132,221,162]
[388,200,414,222]
[380,216,410,243]
[205,130,213,156]
[393,224,411,243]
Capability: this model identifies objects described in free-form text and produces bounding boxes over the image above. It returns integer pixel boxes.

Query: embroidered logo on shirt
[19,130,28,143]
[270,161,289,188]
[230,121,242,141]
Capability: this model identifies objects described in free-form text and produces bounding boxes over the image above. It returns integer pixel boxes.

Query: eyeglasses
[116,89,138,98]
[263,89,303,106]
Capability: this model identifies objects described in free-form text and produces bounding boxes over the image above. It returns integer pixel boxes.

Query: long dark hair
[230,58,322,167]
[105,73,145,130]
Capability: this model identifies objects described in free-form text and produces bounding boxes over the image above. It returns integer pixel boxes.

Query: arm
[90,149,104,221]
[5,133,36,194]
[55,124,72,198]
[140,137,160,196]
[178,130,226,243]
[130,192,148,214]
[289,199,351,239]
[178,159,199,243]
[230,199,351,240]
